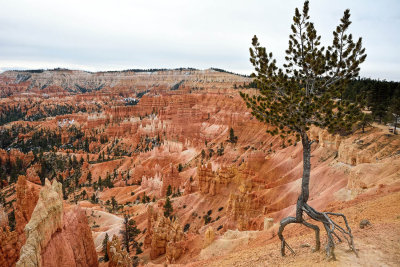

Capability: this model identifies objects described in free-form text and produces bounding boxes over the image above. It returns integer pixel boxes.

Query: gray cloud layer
[1,0,399,80]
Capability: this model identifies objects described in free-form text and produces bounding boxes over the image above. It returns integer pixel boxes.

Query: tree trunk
[124,219,130,253]
[300,134,311,202]
[296,134,311,219]
[278,133,357,260]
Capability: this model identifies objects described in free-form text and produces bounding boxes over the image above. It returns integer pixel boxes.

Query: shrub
[184,223,190,232]
[203,214,212,225]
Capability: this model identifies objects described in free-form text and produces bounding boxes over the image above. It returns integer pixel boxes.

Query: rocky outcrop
[0,175,39,267]
[145,205,186,262]
[226,189,265,231]
[203,226,215,248]
[197,163,236,196]
[0,205,7,228]
[150,215,184,260]
[15,175,39,235]
[107,235,132,267]
[0,226,19,267]
[263,217,274,230]
[197,163,215,195]
[41,206,98,267]
[166,238,186,264]
[144,205,158,249]
[226,192,255,230]
[16,179,98,267]
[141,173,163,197]
[16,179,63,267]
[310,126,400,167]
[161,164,182,196]
[183,178,196,195]
[197,163,265,230]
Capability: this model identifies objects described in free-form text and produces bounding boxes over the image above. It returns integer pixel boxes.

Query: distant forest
[237,78,400,125]
[98,67,198,74]
[13,67,198,74]
[343,78,400,123]
[12,67,251,76]
[210,67,250,78]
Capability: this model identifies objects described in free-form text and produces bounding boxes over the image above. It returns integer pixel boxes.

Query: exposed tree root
[278,202,357,260]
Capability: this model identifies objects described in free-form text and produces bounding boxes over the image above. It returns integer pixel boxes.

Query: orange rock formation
[107,235,132,267]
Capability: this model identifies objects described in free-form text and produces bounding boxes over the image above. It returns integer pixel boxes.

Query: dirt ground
[188,189,400,267]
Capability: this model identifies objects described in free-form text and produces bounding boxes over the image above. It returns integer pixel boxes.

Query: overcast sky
[0,0,399,80]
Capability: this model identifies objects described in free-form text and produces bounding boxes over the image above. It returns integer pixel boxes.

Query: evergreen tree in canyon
[163,196,173,218]
[166,185,172,197]
[229,127,238,143]
[120,214,141,254]
[87,171,92,185]
[241,1,366,259]
[8,209,16,231]
[102,233,109,262]
[388,95,400,133]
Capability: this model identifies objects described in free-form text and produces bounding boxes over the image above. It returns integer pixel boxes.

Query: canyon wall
[0,68,399,266]
[0,69,250,97]
[0,176,39,267]
[16,179,98,267]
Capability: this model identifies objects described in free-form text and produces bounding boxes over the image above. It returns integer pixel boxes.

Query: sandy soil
[188,189,400,267]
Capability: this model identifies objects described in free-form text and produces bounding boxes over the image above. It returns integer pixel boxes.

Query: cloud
[0,0,399,80]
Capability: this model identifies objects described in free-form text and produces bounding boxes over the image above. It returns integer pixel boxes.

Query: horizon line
[1,66,400,82]
[0,66,251,77]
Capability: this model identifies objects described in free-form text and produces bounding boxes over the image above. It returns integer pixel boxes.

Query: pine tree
[241,1,366,259]
[98,177,103,191]
[15,157,24,173]
[87,171,92,185]
[388,95,400,134]
[81,189,87,200]
[141,192,149,203]
[166,185,172,197]
[90,193,98,204]
[120,214,141,253]
[0,192,5,205]
[217,143,224,156]
[358,113,373,133]
[72,155,78,168]
[8,209,16,231]
[177,163,183,172]
[102,233,109,262]
[136,245,143,255]
[84,138,89,152]
[163,196,173,218]
[229,128,238,143]
[111,196,118,212]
